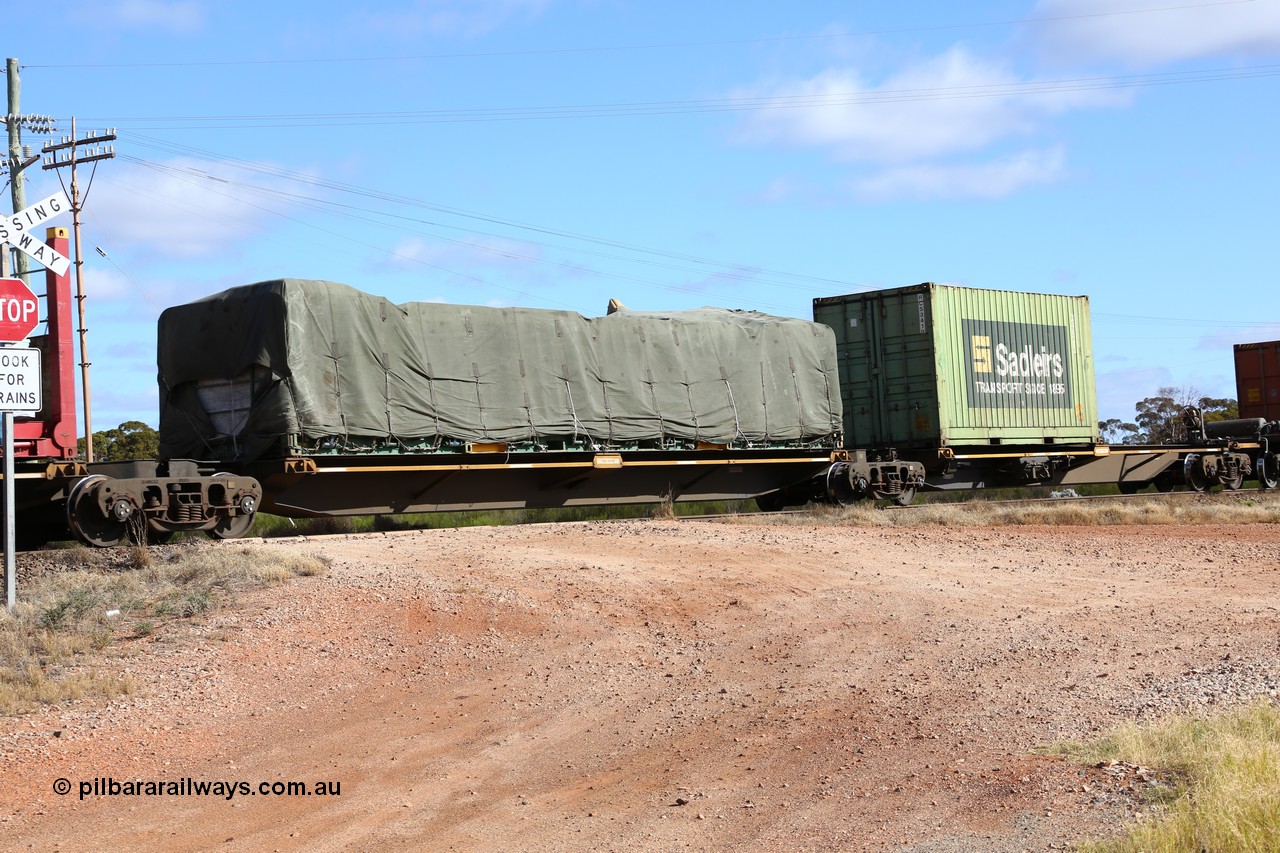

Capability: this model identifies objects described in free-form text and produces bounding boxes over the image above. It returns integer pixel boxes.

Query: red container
[1235,341,1280,421]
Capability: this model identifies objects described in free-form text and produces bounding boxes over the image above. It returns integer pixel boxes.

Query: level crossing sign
[0,191,72,276]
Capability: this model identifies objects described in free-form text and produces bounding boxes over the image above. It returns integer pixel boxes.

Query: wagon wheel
[1260,455,1279,491]
[206,474,258,540]
[1183,454,1209,493]
[892,483,918,506]
[207,512,256,540]
[1153,470,1178,493]
[1118,481,1142,495]
[66,475,129,548]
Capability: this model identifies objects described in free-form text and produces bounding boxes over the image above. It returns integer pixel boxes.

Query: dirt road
[3,518,1278,851]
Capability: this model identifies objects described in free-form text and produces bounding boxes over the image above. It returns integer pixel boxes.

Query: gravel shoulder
[2,519,1278,851]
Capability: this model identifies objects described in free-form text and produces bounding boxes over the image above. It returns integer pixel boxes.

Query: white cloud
[81,266,133,301]
[87,0,207,34]
[86,159,296,259]
[390,235,544,271]
[731,47,1123,165]
[1028,0,1280,66]
[853,147,1068,201]
[729,4,1280,204]
[746,176,807,205]
[365,0,549,38]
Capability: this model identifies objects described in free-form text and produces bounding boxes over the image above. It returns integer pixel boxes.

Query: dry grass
[650,490,677,520]
[1054,700,1280,852]
[0,545,329,716]
[754,493,1280,527]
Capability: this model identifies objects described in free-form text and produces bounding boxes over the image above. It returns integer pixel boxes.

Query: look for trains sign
[0,347,41,411]
[0,278,41,342]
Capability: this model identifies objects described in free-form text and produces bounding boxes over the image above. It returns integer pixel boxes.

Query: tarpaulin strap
[383,351,393,439]
[821,357,838,433]
[473,362,486,436]
[683,372,700,440]
[519,359,537,440]
[601,376,615,444]
[563,371,582,443]
[646,366,666,442]
[720,366,742,441]
[759,363,770,441]
[789,355,806,435]
[425,360,441,446]
[330,346,348,440]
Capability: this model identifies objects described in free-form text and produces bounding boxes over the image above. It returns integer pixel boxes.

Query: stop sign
[0,278,40,342]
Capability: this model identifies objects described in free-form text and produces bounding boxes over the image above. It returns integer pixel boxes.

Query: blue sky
[6,0,1279,431]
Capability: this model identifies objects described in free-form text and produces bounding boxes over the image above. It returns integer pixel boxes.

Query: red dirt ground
[2,518,1277,851]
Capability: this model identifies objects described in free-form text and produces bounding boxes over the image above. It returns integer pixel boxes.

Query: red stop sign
[0,278,40,342]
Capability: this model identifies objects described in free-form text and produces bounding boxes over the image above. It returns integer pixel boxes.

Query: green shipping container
[813,283,1098,450]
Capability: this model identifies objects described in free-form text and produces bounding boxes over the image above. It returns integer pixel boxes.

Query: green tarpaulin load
[158,279,842,461]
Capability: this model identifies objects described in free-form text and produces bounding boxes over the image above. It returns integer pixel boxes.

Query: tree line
[77,420,160,462]
[1098,386,1238,445]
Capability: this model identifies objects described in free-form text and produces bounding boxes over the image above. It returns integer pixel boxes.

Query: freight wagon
[813,283,1275,495]
[813,283,1096,488]
[154,277,921,526]
[7,240,924,548]
[4,233,1276,549]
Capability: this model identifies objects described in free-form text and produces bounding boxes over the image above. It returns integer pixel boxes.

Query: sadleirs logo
[963,319,1073,409]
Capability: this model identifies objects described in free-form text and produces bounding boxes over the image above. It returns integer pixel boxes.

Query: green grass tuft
[1053,700,1280,852]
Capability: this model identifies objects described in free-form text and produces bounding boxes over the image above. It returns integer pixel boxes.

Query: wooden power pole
[42,120,116,463]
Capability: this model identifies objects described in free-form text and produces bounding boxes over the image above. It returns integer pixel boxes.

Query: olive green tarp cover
[158,279,841,461]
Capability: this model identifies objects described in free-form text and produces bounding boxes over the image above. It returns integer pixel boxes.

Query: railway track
[882,488,1268,511]
[681,488,1272,520]
[13,488,1270,556]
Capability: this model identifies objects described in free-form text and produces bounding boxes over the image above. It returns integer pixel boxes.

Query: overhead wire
[113,155,808,312]
[19,0,1256,69]
[18,2,1274,323]
[115,153,832,297]
[67,63,1280,130]
[115,135,869,295]
[108,147,1280,325]
[94,162,584,311]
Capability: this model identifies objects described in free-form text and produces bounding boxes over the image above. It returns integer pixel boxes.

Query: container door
[815,287,941,449]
